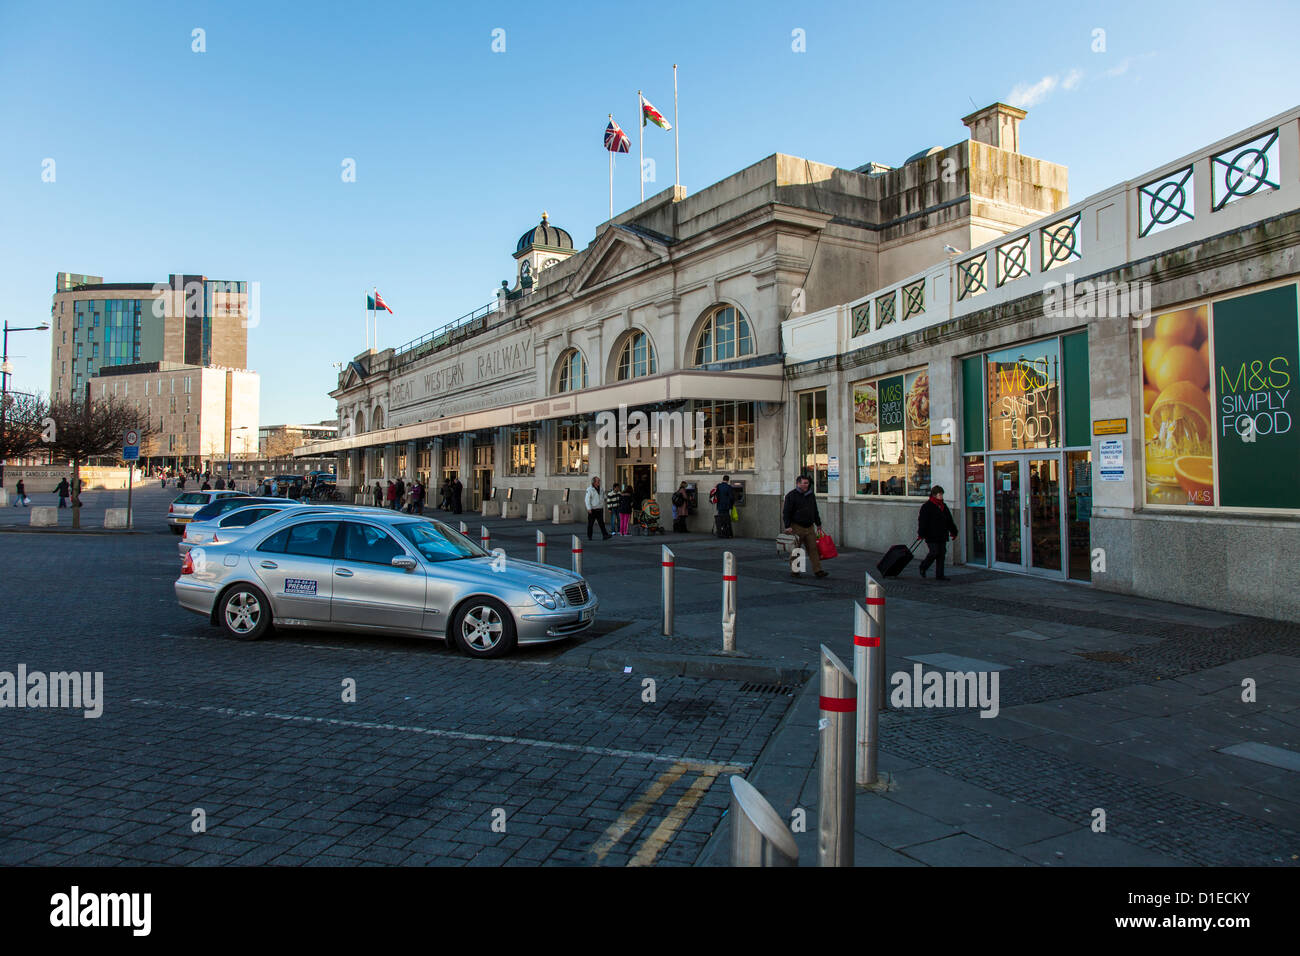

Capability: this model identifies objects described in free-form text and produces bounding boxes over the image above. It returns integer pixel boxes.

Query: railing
[784,105,1300,364]
[390,300,499,369]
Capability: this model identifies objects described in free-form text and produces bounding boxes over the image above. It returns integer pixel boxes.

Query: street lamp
[1,320,51,489]
[227,425,250,485]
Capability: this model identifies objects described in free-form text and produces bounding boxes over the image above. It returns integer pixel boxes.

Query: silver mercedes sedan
[174,508,598,658]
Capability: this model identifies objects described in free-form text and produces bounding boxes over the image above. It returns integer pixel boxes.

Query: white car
[178,501,310,555]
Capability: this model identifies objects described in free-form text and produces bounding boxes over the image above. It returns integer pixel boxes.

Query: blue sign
[123,445,139,460]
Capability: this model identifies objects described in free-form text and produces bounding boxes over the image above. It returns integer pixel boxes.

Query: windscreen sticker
[284,578,318,596]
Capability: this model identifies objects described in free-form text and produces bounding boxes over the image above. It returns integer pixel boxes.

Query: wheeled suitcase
[878,540,921,578]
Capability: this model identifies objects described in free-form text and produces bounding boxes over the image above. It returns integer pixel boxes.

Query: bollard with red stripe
[571,534,582,575]
[865,572,887,711]
[480,526,490,551]
[662,545,675,637]
[536,529,547,564]
[721,551,738,652]
[853,597,881,788]
[459,521,469,535]
[818,643,856,867]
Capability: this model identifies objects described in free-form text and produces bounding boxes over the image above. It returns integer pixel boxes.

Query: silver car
[174,510,598,658]
[167,490,245,534]
[177,500,309,556]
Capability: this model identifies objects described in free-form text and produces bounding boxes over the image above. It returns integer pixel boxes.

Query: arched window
[354,410,366,435]
[556,348,587,392]
[371,407,384,430]
[616,330,657,380]
[693,306,754,366]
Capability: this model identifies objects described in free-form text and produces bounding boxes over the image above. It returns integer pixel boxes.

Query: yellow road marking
[590,762,687,862]
[627,768,720,867]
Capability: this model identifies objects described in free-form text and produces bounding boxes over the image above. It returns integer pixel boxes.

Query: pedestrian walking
[372,481,382,507]
[385,480,396,510]
[55,477,70,508]
[451,475,463,514]
[12,480,27,507]
[439,479,451,510]
[585,477,612,540]
[617,484,634,536]
[394,477,406,511]
[215,476,225,490]
[782,473,828,578]
[711,475,735,538]
[917,485,959,581]
[670,481,688,532]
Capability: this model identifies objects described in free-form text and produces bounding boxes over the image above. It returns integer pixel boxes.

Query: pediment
[571,226,671,295]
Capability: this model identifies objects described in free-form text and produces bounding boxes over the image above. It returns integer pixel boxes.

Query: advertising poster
[904,369,931,494]
[853,381,878,434]
[1141,305,1213,506]
[877,375,905,432]
[1211,286,1298,508]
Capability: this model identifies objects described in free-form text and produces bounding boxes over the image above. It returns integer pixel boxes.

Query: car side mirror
[392,556,417,572]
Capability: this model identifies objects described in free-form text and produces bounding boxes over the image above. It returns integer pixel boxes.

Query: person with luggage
[617,483,634,536]
[711,476,735,538]
[12,480,27,507]
[670,482,688,533]
[584,476,612,540]
[917,485,959,580]
[604,481,622,535]
[782,474,828,578]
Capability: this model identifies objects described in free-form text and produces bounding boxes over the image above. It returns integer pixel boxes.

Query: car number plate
[579,608,592,622]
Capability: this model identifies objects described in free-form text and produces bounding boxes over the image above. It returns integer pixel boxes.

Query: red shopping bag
[816,532,838,560]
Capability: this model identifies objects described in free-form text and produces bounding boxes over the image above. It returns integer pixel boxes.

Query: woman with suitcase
[917,485,959,580]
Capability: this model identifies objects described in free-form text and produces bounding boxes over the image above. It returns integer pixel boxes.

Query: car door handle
[260,560,278,569]
[335,568,354,577]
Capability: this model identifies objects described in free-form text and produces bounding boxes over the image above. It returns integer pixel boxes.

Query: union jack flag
[604,117,630,153]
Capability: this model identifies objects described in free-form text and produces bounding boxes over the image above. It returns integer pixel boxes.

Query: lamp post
[228,425,249,489]
[1,320,51,489]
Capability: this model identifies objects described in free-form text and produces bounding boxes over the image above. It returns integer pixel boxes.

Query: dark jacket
[713,482,734,514]
[783,487,821,528]
[918,498,958,542]
[617,491,633,514]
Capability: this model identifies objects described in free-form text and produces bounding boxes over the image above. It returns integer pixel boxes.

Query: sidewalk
[456,511,1299,867]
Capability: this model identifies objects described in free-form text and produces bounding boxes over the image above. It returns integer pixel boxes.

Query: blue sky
[1,0,1297,424]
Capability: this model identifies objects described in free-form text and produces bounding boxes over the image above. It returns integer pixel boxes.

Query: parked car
[178,500,311,556]
[174,510,597,658]
[167,490,245,534]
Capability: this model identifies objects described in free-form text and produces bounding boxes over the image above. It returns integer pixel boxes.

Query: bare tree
[48,395,158,529]
[0,391,51,487]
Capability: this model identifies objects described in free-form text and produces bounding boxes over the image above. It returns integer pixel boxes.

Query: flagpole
[372,287,378,351]
[365,289,371,352]
[637,91,644,203]
[673,65,680,192]
[608,114,614,221]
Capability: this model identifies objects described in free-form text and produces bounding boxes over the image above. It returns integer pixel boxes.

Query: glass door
[991,460,1021,567]
[1027,457,1062,574]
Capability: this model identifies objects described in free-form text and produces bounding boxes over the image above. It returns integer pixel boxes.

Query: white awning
[296,364,785,456]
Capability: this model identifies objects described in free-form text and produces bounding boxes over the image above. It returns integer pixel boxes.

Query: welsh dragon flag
[640,94,671,130]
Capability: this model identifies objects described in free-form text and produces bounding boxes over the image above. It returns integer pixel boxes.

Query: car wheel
[218,584,272,641]
[451,597,517,658]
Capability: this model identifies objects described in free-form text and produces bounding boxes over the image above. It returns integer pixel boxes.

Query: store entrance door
[471,441,493,512]
[990,455,1064,576]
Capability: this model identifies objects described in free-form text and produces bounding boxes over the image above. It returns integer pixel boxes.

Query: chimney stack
[962,102,1027,153]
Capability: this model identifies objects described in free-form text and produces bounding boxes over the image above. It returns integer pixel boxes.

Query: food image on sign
[854,382,878,432]
[905,371,930,429]
[1142,306,1212,506]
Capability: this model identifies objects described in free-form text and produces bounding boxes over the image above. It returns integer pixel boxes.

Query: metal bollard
[536,529,546,564]
[571,534,583,575]
[721,551,737,651]
[480,525,490,551]
[853,601,881,787]
[818,643,856,867]
[729,775,799,867]
[662,545,675,637]
[459,521,468,535]
[865,572,887,710]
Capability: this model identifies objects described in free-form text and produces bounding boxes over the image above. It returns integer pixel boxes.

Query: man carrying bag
[783,474,829,578]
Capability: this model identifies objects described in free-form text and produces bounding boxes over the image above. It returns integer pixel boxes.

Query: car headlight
[529,585,557,610]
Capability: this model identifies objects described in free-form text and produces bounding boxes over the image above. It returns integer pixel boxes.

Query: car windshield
[395,520,487,563]
[193,497,259,521]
